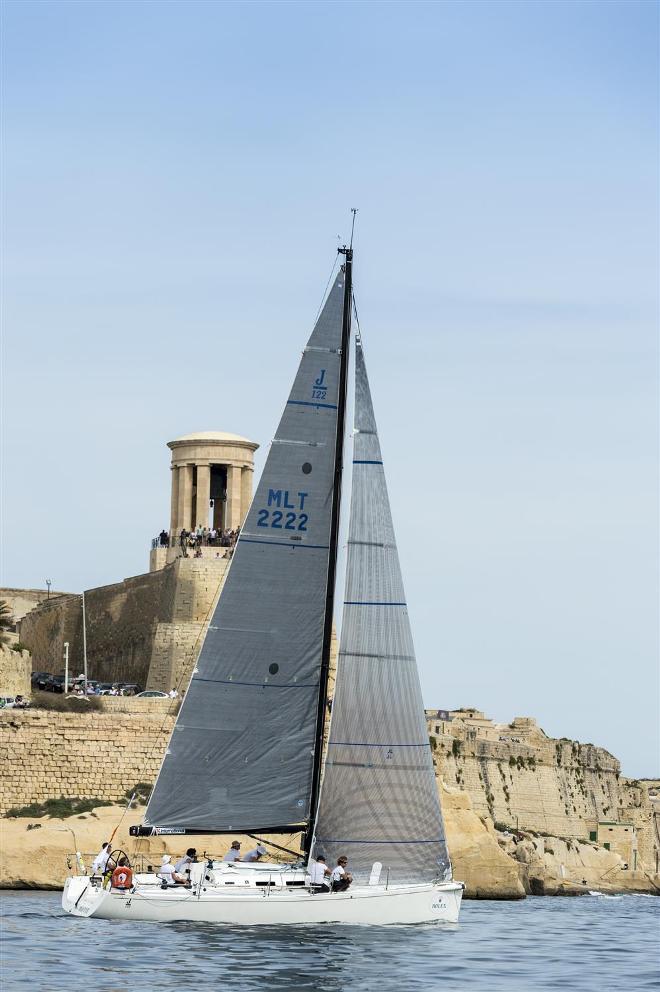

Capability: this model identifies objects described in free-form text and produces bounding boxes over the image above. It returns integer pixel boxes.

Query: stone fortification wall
[0,588,70,625]
[0,645,31,697]
[18,557,229,693]
[430,718,657,875]
[16,595,82,673]
[0,709,174,814]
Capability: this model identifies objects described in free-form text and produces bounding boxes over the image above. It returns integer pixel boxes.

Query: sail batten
[311,336,451,885]
[143,272,346,834]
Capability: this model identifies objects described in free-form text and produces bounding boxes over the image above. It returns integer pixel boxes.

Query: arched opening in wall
[210,465,227,530]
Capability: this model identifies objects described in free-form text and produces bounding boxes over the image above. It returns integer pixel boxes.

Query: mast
[304,246,353,855]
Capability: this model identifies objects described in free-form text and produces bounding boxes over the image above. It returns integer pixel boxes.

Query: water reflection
[3,892,658,992]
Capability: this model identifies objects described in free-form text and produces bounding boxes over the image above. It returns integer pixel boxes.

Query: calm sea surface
[1,891,658,992]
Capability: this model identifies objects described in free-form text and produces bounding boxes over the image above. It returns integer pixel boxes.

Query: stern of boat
[62,876,107,917]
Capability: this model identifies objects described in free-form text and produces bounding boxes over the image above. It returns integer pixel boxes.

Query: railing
[151,531,239,551]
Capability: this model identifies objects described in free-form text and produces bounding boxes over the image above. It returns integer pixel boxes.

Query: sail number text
[257,490,309,531]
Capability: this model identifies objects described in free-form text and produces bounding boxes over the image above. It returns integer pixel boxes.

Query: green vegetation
[11,641,30,653]
[6,796,114,818]
[126,783,152,805]
[451,738,462,758]
[0,601,15,645]
[493,821,509,832]
[429,735,437,751]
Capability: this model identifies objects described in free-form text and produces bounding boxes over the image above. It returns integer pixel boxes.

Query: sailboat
[62,245,464,925]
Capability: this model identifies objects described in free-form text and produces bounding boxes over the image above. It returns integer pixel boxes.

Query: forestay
[312,337,451,884]
[145,273,346,833]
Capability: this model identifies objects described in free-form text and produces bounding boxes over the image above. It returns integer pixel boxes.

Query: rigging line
[129,554,231,859]
[352,293,362,341]
[314,254,340,324]
[108,791,136,847]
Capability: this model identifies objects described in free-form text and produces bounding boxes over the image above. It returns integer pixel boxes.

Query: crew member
[309,855,331,893]
[223,841,242,862]
[331,856,352,892]
[242,845,267,863]
[111,857,133,891]
[92,842,111,876]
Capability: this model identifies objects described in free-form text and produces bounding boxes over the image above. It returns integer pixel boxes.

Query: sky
[1,0,657,777]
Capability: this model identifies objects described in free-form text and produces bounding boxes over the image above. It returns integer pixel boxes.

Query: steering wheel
[106,848,129,873]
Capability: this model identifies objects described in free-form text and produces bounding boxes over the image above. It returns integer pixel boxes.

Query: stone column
[240,466,253,525]
[179,464,194,532]
[170,466,180,533]
[195,464,211,529]
[226,464,242,530]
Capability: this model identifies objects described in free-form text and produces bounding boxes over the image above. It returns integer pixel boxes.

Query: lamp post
[46,579,52,600]
[64,642,69,694]
[81,593,88,695]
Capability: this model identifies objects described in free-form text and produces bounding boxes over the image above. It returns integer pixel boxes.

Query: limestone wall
[0,709,173,814]
[17,557,230,693]
[0,645,31,697]
[431,724,658,875]
[0,588,70,624]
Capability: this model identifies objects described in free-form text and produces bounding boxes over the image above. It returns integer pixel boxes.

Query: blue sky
[2,0,657,776]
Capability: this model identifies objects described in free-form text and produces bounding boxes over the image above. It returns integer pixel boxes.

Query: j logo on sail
[312,369,327,400]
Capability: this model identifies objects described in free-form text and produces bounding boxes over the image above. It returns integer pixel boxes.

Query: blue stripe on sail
[241,538,329,550]
[314,839,443,845]
[352,460,383,464]
[193,677,317,689]
[287,400,338,410]
[343,601,407,606]
[329,742,430,748]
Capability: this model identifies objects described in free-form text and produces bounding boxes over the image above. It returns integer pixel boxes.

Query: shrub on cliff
[30,691,102,712]
[6,796,114,818]
[126,783,152,805]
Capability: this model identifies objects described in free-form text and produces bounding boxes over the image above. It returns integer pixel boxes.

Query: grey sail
[145,271,346,833]
[312,337,451,883]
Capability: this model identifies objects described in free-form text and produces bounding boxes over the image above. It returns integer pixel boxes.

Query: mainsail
[312,337,451,883]
[145,271,347,833]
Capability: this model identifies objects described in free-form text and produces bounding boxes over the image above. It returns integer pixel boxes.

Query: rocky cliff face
[1,707,657,897]
[428,711,658,878]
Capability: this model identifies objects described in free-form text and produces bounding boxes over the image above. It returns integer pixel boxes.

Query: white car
[135,690,169,698]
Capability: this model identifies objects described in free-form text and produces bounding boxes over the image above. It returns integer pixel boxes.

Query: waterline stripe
[352,459,383,464]
[287,400,337,410]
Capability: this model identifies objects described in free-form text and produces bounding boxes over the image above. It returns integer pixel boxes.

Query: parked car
[0,695,29,709]
[44,675,67,693]
[31,672,52,690]
[116,683,142,696]
[136,690,169,698]
[96,683,115,695]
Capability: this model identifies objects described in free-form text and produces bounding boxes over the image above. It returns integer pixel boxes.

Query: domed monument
[150,430,259,570]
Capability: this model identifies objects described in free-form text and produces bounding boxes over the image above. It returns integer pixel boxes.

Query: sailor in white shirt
[157,855,176,884]
[242,845,267,863]
[330,856,352,892]
[173,847,197,880]
[157,854,189,886]
[223,841,242,862]
[91,842,111,875]
[308,855,331,893]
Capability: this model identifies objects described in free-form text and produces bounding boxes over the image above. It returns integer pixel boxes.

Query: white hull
[62,875,463,926]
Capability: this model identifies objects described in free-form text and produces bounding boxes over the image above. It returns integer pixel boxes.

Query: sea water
[0,891,657,992]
